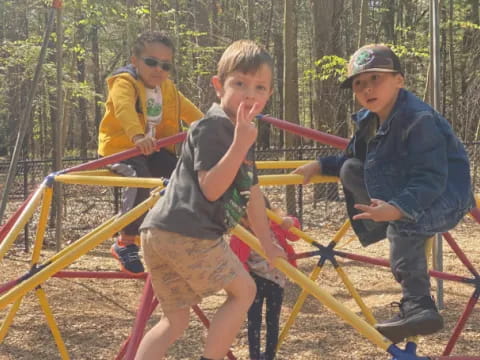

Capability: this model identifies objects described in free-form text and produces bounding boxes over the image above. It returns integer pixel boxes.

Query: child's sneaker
[110,238,145,275]
[375,295,443,343]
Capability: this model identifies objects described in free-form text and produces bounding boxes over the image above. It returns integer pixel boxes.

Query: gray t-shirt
[140,103,258,239]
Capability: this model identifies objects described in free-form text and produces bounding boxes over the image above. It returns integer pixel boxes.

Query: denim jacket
[320,89,474,245]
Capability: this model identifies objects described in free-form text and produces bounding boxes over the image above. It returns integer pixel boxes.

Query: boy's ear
[396,73,405,88]
[211,75,224,97]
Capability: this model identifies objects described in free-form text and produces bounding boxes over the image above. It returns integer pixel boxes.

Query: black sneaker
[110,239,145,275]
[375,296,444,344]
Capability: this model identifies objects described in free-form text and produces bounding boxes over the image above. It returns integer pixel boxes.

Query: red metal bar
[259,115,349,150]
[0,278,19,295]
[124,276,154,360]
[63,133,187,174]
[442,232,479,277]
[116,297,158,360]
[53,271,147,280]
[335,250,390,268]
[0,188,36,242]
[442,291,480,356]
[336,251,472,283]
[430,357,480,359]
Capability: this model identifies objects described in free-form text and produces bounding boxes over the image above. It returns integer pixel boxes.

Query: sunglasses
[142,57,173,72]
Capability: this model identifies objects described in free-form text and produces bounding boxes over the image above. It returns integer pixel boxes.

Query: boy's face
[351,71,404,122]
[131,42,173,88]
[212,64,273,121]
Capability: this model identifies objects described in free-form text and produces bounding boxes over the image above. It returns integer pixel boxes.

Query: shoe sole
[110,245,145,278]
[375,310,444,344]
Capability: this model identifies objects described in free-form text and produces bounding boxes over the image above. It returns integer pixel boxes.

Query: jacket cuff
[388,195,422,222]
[318,155,346,177]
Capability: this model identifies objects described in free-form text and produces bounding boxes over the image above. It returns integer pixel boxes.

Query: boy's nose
[364,85,373,94]
[245,87,255,99]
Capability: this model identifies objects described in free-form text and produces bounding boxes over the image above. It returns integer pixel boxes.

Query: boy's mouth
[367,97,377,104]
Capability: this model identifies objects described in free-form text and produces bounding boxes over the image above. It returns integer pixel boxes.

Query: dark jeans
[110,149,177,236]
[248,273,284,360]
[339,158,431,298]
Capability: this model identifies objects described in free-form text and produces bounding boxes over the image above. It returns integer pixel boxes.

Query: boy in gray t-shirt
[137,40,285,360]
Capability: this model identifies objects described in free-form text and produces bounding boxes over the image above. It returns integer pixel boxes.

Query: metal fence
[2,143,480,245]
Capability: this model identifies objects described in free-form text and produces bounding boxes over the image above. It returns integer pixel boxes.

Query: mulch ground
[1,205,480,359]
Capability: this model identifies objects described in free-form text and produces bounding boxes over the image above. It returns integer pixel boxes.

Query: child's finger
[353,212,372,220]
[247,102,261,120]
[354,204,371,212]
[236,101,246,124]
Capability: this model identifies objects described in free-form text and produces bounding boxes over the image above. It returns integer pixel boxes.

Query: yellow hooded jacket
[98,65,203,156]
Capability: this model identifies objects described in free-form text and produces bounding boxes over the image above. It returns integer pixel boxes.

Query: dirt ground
[1,204,480,359]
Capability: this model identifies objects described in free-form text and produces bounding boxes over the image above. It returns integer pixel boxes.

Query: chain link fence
[2,143,480,246]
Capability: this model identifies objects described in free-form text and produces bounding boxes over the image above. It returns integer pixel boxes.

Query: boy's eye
[371,74,378,81]
[235,81,244,87]
[257,85,267,91]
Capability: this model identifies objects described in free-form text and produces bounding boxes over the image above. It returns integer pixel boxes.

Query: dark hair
[217,40,274,85]
[132,31,175,57]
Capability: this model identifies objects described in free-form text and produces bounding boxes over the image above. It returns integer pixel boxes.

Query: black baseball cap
[340,44,403,89]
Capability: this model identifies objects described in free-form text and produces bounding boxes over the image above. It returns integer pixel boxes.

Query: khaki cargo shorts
[141,227,245,312]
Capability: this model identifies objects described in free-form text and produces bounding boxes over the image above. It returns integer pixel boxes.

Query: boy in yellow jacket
[98,31,203,275]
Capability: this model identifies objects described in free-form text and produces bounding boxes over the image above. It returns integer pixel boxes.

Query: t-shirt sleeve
[191,118,230,172]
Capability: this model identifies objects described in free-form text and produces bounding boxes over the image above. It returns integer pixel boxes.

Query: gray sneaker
[375,296,444,344]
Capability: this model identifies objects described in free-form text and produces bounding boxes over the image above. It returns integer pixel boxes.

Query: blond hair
[217,40,274,85]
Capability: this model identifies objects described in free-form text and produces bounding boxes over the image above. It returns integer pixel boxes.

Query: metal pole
[430,0,444,309]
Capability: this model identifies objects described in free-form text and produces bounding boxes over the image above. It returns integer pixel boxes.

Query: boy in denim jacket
[294,44,474,343]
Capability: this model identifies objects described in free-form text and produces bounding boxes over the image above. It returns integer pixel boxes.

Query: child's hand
[233,101,261,152]
[133,134,155,155]
[291,161,321,184]
[353,199,403,222]
[280,216,294,230]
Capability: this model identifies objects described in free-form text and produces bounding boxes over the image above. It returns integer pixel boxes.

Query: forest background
[0,0,479,162]
[0,2,480,358]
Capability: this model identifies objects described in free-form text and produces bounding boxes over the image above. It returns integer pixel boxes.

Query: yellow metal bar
[0,298,22,342]
[231,225,392,352]
[256,160,312,169]
[266,210,350,246]
[0,185,45,261]
[31,187,54,265]
[36,287,70,360]
[48,217,116,266]
[55,174,166,188]
[0,191,160,310]
[259,174,338,186]
[67,169,116,177]
[277,264,324,350]
[335,266,376,325]
[277,219,352,349]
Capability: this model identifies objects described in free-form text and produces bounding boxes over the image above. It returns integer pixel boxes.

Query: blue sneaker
[110,239,145,275]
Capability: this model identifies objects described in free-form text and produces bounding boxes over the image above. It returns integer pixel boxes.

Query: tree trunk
[284,0,299,216]
[448,0,458,130]
[53,5,64,251]
[75,7,88,158]
[91,25,103,129]
[358,0,369,47]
